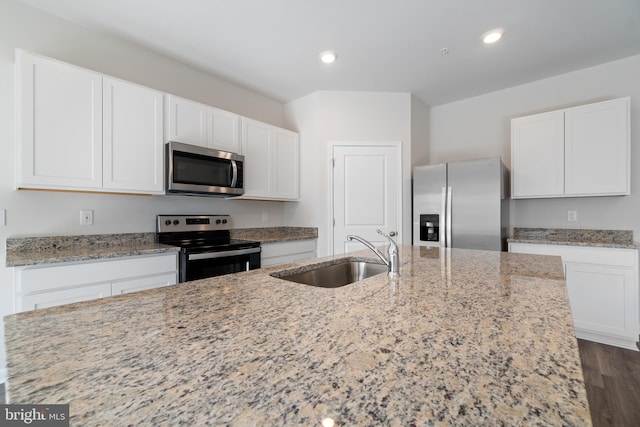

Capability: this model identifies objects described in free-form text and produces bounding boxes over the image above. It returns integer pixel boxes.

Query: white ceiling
[18,0,640,106]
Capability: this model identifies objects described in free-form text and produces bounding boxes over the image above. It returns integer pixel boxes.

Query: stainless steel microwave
[165,141,244,197]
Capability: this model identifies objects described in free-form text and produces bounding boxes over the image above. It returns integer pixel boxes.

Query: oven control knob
[173,220,180,225]
[164,219,172,226]
[216,219,221,224]
[222,219,227,224]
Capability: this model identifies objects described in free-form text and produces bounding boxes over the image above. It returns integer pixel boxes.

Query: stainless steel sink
[271,259,388,288]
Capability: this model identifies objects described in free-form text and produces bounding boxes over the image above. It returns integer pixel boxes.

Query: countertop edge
[6,245,180,268]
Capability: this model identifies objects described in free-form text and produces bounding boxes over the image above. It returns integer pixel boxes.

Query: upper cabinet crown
[164,95,241,153]
[511,97,630,199]
[16,50,164,195]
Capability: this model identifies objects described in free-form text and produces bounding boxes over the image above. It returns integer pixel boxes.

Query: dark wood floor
[0,340,638,424]
[578,339,640,427]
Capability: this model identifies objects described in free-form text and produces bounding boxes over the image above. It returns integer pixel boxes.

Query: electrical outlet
[80,210,94,225]
[262,211,268,222]
[567,210,577,221]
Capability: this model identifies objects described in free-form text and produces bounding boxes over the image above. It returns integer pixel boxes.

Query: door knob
[389,231,397,237]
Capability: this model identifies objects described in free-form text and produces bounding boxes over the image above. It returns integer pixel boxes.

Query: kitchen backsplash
[6,233,156,252]
[512,228,633,245]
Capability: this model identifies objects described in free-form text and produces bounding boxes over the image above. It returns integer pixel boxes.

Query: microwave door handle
[230,160,238,188]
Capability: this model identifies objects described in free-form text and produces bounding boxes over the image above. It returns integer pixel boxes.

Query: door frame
[328,140,403,255]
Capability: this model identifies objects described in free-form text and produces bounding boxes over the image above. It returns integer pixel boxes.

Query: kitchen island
[4,246,591,426]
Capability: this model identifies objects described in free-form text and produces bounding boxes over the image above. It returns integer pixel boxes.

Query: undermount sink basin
[271,259,388,288]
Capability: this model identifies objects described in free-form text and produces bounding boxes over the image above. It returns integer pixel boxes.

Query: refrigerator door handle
[446,186,452,248]
[440,186,447,247]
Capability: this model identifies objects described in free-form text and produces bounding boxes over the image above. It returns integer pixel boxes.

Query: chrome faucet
[347,229,399,276]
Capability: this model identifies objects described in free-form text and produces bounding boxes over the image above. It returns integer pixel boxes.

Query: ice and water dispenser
[419,214,439,242]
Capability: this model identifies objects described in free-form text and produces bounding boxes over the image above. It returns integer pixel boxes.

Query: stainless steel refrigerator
[412,157,509,251]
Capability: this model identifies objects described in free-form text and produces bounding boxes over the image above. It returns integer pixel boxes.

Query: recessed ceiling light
[319,50,337,64]
[482,29,504,44]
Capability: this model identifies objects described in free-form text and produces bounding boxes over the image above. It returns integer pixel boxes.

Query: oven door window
[174,151,234,188]
[184,251,260,282]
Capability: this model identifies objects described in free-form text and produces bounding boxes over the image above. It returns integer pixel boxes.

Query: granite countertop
[5,233,180,267]
[4,245,590,425]
[6,228,318,267]
[508,227,638,249]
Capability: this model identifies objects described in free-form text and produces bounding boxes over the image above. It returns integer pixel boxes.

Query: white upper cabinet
[209,108,241,153]
[273,128,300,200]
[17,50,103,190]
[165,95,240,153]
[511,97,630,199]
[103,78,164,193]
[511,111,565,198]
[16,50,165,195]
[241,118,272,197]
[564,99,630,196]
[239,118,299,201]
[165,95,208,147]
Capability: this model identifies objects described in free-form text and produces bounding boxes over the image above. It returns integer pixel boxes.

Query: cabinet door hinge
[330,158,335,167]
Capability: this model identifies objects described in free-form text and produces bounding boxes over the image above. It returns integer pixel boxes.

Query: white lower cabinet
[261,240,317,267]
[13,253,178,313]
[509,242,639,350]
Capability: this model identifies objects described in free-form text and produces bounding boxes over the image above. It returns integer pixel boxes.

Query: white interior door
[332,142,401,255]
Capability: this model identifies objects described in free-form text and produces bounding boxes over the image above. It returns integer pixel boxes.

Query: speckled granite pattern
[4,246,590,426]
[230,226,318,243]
[6,233,179,267]
[509,227,637,248]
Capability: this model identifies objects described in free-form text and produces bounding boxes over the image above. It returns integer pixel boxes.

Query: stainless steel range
[156,214,261,283]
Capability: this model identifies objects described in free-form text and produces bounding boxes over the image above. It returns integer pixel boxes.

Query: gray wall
[429,55,640,238]
[285,91,414,257]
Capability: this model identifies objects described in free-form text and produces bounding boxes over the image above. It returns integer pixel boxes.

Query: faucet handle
[376,230,400,275]
[376,229,398,250]
[376,229,396,239]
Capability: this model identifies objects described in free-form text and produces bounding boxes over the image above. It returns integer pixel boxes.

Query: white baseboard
[576,329,640,351]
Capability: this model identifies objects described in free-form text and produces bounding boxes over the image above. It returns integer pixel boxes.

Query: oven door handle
[187,247,261,261]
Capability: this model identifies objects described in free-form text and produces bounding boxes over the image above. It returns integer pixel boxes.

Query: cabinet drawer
[509,243,637,267]
[261,240,317,267]
[16,254,177,294]
[111,272,177,295]
[261,240,316,258]
[19,283,112,312]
